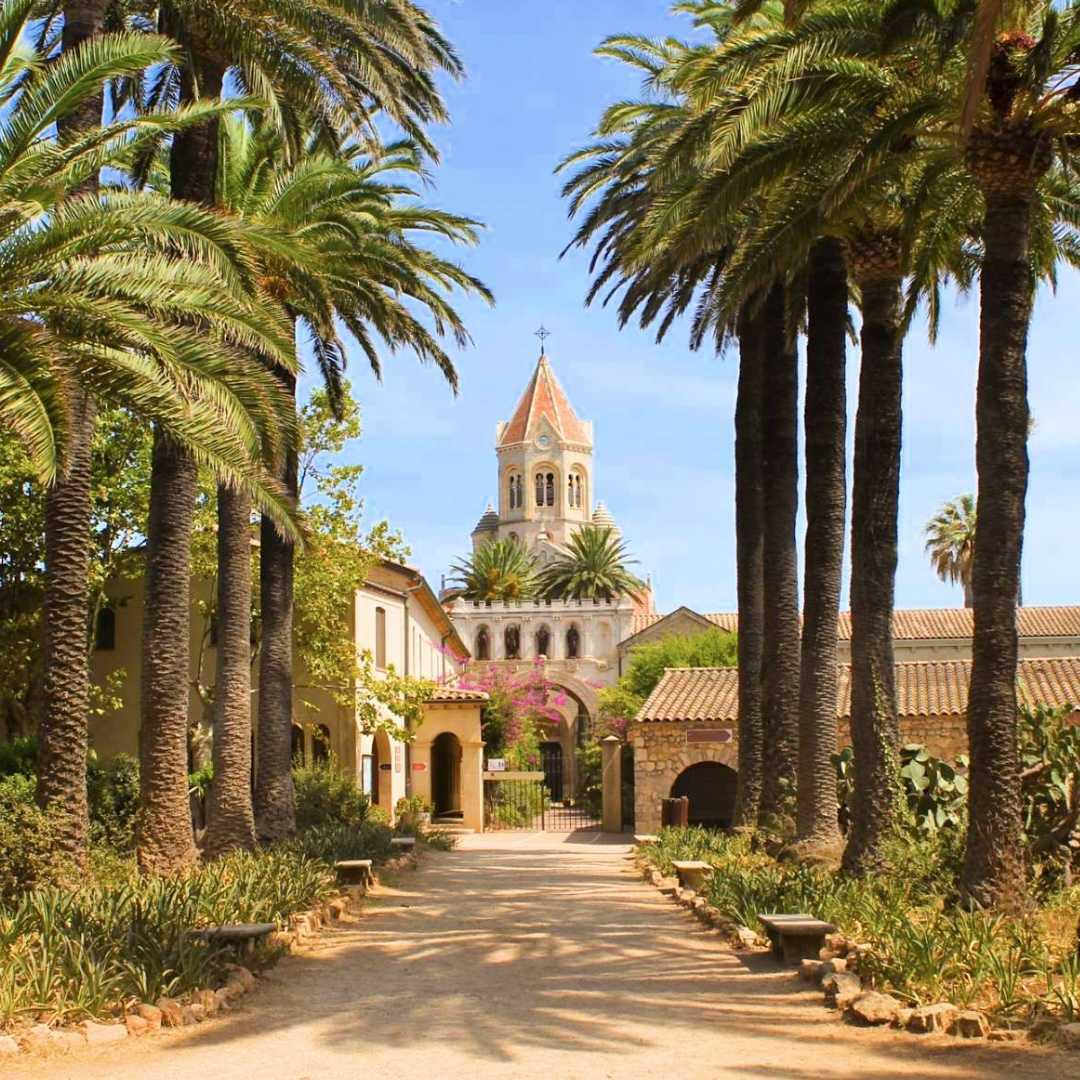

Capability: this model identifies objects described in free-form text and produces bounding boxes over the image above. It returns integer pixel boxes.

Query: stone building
[448,347,655,797]
[630,649,1080,833]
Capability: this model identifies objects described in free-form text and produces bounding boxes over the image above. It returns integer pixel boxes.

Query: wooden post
[601,735,623,834]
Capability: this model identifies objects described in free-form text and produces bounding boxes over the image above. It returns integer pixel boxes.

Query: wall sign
[685,727,734,745]
[486,758,507,772]
[379,762,393,771]
[411,762,427,772]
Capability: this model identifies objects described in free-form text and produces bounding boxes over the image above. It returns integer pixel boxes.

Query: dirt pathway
[9,832,1078,1080]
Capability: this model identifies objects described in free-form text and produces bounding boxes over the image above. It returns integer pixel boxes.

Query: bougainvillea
[456,660,570,768]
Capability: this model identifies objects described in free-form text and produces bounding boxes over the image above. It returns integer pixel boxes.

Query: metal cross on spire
[534,324,551,356]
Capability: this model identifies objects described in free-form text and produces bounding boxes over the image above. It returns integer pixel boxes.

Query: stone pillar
[461,739,485,832]
[601,735,623,834]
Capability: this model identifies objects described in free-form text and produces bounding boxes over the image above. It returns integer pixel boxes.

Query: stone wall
[631,713,1001,832]
[630,723,737,834]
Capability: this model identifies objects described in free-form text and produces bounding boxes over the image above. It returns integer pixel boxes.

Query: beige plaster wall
[410,703,485,831]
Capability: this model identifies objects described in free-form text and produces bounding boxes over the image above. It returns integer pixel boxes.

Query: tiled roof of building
[637,657,1080,723]
[627,606,1080,643]
[429,687,490,704]
[498,355,591,447]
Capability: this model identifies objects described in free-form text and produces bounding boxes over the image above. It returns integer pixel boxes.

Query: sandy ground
[8,830,1080,1080]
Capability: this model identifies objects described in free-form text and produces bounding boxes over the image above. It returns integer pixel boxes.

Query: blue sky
[305,0,1080,615]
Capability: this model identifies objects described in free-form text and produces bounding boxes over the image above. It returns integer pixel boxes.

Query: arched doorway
[432,732,463,818]
[671,762,738,828]
[371,728,393,811]
[540,741,564,802]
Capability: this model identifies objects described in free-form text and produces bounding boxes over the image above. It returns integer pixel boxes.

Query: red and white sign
[411,762,427,772]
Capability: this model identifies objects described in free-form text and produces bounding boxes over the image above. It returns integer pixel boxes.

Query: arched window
[475,626,490,661]
[535,472,544,507]
[313,724,331,765]
[567,474,575,509]
[375,606,387,670]
[291,725,305,764]
[504,625,521,660]
[536,626,551,658]
[566,625,580,659]
[508,472,522,510]
[94,608,116,651]
[545,472,555,506]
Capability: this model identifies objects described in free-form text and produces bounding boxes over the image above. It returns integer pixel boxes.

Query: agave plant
[449,537,538,602]
[537,525,643,602]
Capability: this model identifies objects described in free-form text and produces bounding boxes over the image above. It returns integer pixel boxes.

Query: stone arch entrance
[540,741,564,801]
[371,728,393,811]
[432,731,463,818]
[671,762,738,828]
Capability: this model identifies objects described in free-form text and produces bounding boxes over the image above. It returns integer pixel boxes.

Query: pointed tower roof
[498,355,592,447]
[472,502,499,535]
[592,501,620,535]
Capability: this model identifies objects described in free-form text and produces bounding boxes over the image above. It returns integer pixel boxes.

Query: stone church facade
[447,349,654,796]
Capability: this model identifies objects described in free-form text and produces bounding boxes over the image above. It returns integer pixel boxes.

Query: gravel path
[9,831,1077,1080]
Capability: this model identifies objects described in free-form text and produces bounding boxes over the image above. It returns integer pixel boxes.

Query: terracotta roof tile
[499,356,591,447]
[626,606,1080,644]
[429,687,489,704]
[636,657,1080,723]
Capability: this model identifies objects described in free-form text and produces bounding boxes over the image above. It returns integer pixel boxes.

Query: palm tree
[759,281,801,820]
[926,495,977,607]
[204,118,490,852]
[797,237,847,851]
[117,0,468,863]
[0,9,300,864]
[537,526,643,602]
[449,537,538,603]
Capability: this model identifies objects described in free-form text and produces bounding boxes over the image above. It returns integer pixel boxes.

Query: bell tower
[476,345,594,554]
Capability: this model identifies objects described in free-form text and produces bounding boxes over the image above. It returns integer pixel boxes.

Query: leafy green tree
[537,526,643,602]
[925,495,978,607]
[449,537,539,602]
[599,628,739,729]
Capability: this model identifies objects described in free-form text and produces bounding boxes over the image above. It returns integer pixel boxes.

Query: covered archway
[540,741,564,801]
[671,762,738,828]
[432,731,463,818]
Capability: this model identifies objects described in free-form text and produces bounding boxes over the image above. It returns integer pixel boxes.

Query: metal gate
[483,769,600,832]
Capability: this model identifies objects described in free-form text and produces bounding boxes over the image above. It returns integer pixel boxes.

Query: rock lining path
[9,832,1076,1079]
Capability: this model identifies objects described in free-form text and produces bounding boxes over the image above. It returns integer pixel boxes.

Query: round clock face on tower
[535,434,551,449]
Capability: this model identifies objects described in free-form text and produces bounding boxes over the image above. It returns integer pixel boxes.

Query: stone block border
[630,845,1078,1051]
[0,847,422,1060]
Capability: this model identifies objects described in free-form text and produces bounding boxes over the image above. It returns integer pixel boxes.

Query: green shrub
[292,760,369,831]
[0,846,335,1029]
[288,821,394,865]
[394,794,430,835]
[0,736,36,779]
[0,775,68,902]
[87,754,140,852]
[641,826,1079,1022]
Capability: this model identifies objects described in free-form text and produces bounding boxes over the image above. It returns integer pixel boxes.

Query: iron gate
[483,769,600,832]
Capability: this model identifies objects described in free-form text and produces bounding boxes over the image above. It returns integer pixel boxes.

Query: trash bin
[661,796,689,828]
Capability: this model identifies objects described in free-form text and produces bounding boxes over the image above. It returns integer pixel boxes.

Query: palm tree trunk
[36,0,108,866]
[760,282,800,821]
[138,430,200,872]
[254,373,298,842]
[734,301,765,826]
[136,48,223,874]
[39,390,95,863]
[961,188,1032,908]
[205,484,257,857]
[842,271,903,877]
[796,239,847,849]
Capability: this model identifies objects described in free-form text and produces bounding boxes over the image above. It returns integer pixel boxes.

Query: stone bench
[759,913,836,965]
[334,859,374,886]
[671,860,713,892]
[190,922,276,956]
[390,836,416,850]
[633,834,660,846]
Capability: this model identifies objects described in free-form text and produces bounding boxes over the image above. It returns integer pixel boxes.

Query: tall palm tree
[537,526,643,602]
[204,117,490,852]
[759,281,801,819]
[449,536,539,602]
[118,0,468,864]
[0,8,300,864]
[925,494,977,607]
[797,237,847,850]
